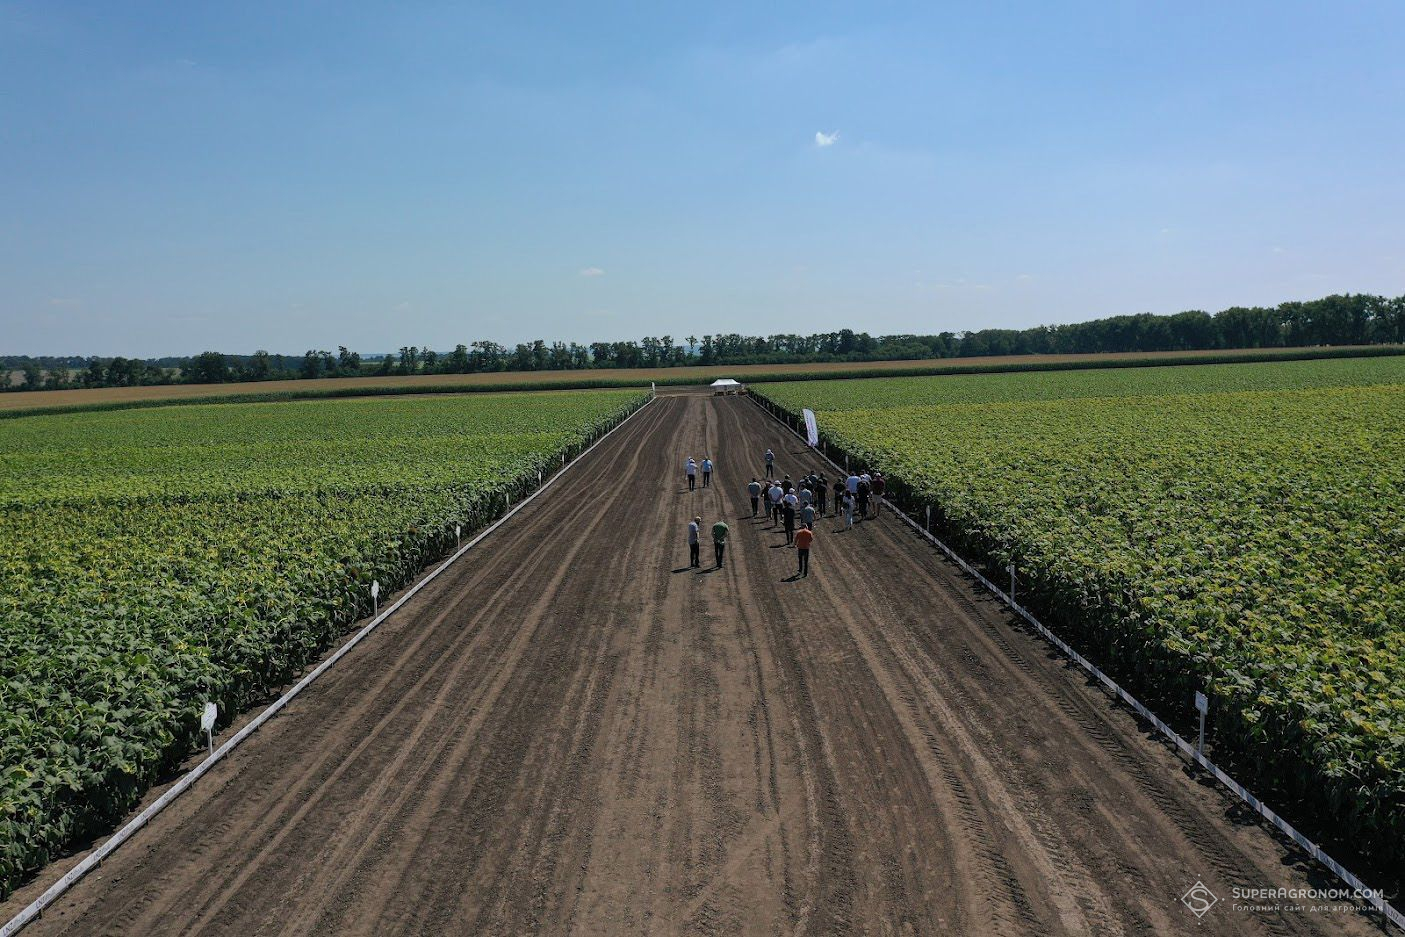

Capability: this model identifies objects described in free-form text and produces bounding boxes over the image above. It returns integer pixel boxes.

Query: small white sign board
[1194,691,1208,714]
[201,701,218,756]
[370,580,380,600]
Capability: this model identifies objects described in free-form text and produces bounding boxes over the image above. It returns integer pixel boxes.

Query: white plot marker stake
[455,524,462,547]
[371,579,380,617]
[1195,691,1208,756]
[200,702,218,757]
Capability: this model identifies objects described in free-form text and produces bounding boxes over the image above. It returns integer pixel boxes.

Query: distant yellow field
[0,346,1391,412]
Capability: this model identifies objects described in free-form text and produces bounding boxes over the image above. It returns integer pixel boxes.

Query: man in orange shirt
[794,524,814,578]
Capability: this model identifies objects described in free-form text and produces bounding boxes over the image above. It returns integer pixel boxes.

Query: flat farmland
[5,394,1381,936]
[3,345,1397,414]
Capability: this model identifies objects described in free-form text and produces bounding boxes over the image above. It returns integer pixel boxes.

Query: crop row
[780,354,1405,412]
[755,365,1403,865]
[0,389,647,897]
[6,344,1401,421]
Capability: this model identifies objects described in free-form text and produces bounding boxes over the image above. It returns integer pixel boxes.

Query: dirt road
[15,396,1384,936]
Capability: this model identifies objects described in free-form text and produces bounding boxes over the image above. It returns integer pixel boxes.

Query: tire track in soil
[14,394,1386,937]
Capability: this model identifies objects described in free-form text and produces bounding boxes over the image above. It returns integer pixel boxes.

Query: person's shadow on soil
[671,566,692,574]
[782,573,802,582]
[696,566,721,574]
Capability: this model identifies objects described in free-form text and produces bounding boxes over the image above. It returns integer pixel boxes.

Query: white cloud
[579,267,605,277]
[814,130,839,148]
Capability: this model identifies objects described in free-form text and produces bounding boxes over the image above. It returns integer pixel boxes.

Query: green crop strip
[0,389,647,897]
[756,358,1404,864]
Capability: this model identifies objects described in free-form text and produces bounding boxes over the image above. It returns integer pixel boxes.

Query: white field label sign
[200,701,218,756]
[802,408,819,447]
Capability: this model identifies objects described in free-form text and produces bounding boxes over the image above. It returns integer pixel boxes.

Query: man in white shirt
[701,457,713,488]
[686,516,701,568]
[768,481,784,526]
[846,473,860,495]
[686,457,698,491]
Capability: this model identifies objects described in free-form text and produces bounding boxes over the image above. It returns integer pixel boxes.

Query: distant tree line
[4,292,1402,391]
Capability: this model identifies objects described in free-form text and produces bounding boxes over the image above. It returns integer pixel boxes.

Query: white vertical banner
[802,408,819,447]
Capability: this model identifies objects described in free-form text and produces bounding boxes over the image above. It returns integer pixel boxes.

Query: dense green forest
[4,292,1402,391]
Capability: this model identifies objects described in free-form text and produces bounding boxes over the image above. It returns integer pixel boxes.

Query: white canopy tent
[710,378,744,395]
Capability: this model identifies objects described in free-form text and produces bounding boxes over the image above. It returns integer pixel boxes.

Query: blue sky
[3,2,1403,356]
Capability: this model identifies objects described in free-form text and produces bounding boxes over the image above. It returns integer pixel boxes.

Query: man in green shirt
[711,520,730,567]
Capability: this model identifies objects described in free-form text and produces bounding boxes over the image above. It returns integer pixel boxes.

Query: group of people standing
[683,455,714,491]
[839,469,886,528]
[681,446,886,579]
[747,466,886,528]
[746,472,819,577]
[686,514,729,568]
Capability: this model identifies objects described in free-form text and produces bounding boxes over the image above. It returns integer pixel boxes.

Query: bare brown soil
[0,346,1373,412]
[8,397,1386,935]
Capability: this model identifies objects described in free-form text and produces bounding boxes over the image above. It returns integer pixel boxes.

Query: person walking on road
[712,519,730,567]
[846,472,860,497]
[782,492,797,545]
[702,457,713,488]
[764,448,775,476]
[747,478,762,516]
[800,501,816,531]
[768,480,784,525]
[687,516,701,568]
[686,457,698,491]
[871,471,886,516]
[856,474,871,519]
[832,478,845,517]
[795,524,813,577]
[843,489,856,530]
